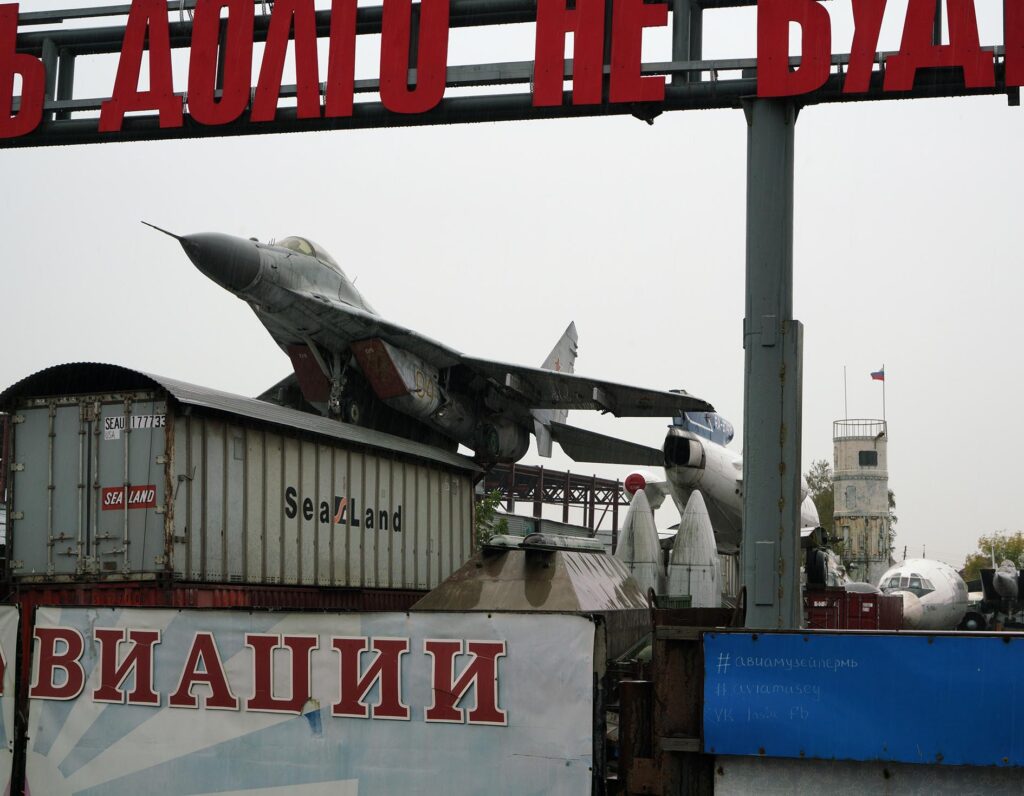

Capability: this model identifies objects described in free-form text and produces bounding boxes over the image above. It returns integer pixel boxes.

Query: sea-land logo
[101,485,158,511]
[284,486,402,532]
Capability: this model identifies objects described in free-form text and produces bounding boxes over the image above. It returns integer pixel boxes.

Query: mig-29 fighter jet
[147,224,712,462]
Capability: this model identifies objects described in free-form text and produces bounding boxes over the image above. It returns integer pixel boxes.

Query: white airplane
[878,558,970,630]
[556,409,820,553]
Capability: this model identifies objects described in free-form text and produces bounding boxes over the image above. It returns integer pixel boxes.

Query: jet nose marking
[180,232,262,293]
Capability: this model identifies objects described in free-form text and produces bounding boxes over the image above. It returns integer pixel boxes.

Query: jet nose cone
[899,591,924,629]
[180,233,261,293]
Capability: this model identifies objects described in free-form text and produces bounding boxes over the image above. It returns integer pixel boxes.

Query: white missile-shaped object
[993,560,1019,600]
[667,491,721,608]
[614,489,663,597]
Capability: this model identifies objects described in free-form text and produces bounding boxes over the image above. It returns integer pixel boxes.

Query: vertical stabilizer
[533,322,579,456]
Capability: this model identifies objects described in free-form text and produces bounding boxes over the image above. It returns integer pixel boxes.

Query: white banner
[0,605,17,793]
[26,607,597,795]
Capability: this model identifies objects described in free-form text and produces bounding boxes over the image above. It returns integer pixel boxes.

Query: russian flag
[870,368,885,381]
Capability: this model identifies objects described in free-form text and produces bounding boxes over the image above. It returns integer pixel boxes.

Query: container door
[9,396,167,580]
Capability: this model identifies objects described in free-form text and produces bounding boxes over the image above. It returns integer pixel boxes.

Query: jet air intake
[664,428,705,469]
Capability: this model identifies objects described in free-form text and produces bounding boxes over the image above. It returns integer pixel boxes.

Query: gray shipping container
[1,363,478,589]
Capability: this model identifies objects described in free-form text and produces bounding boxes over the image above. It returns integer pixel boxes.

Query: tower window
[858,450,878,467]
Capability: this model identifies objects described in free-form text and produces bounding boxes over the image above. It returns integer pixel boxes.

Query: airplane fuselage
[879,558,969,630]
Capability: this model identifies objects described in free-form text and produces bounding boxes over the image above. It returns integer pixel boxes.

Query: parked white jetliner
[878,558,969,630]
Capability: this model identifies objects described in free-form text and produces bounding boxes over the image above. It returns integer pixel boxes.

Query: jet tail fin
[532,322,579,456]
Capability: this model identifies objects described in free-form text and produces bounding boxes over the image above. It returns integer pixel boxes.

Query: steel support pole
[741,99,804,629]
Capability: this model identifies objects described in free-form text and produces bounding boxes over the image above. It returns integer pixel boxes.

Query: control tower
[832,419,891,585]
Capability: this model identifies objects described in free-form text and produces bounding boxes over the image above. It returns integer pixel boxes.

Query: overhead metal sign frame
[0,0,1019,148]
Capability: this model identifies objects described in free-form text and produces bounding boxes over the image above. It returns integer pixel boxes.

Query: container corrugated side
[9,391,474,590]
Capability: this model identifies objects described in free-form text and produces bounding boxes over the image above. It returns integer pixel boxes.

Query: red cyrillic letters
[332,637,410,719]
[30,627,85,700]
[325,0,358,117]
[187,0,254,125]
[884,0,994,91]
[379,0,450,114]
[424,639,507,725]
[168,632,239,710]
[533,0,605,106]
[1008,0,1024,87]
[0,3,45,138]
[843,0,886,93]
[757,0,831,97]
[246,634,319,714]
[610,0,667,103]
[99,0,183,132]
[252,0,322,121]
[92,628,162,705]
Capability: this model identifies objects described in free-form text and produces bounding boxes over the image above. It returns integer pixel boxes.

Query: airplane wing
[549,422,664,465]
[458,356,714,416]
[288,293,713,415]
[286,293,465,368]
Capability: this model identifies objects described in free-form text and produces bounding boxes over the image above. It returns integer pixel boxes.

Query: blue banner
[703,631,1024,767]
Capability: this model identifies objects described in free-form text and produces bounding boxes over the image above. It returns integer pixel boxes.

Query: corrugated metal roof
[0,362,480,473]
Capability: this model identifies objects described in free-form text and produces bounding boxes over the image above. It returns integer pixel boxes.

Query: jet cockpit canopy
[277,236,343,273]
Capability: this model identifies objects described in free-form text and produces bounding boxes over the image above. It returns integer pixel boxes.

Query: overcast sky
[2,0,1019,570]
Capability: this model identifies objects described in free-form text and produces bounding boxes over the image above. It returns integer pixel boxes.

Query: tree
[474,489,509,547]
[887,489,898,559]
[962,531,1024,582]
[805,459,834,535]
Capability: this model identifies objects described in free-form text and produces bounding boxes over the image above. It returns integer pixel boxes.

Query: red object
[187,0,254,125]
[247,635,318,713]
[287,344,331,403]
[101,485,158,511]
[843,0,886,93]
[325,0,358,117]
[883,0,993,91]
[424,640,507,725]
[352,339,410,400]
[0,3,46,138]
[756,0,831,97]
[379,0,450,114]
[610,0,667,104]
[98,0,183,132]
[1009,0,1024,87]
[624,472,647,496]
[332,638,410,719]
[805,587,903,630]
[532,0,605,107]
[252,0,322,121]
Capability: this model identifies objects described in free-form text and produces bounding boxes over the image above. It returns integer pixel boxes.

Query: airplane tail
[533,322,579,456]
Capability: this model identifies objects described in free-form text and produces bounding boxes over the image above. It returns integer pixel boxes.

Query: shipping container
[0,363,479,591]
[805,587,903,630]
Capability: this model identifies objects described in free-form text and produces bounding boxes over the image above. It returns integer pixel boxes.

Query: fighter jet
[878,558,970,630]
[146,225,712,462]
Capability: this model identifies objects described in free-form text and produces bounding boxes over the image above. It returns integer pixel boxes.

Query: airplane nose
[899,591,923,629]
[179,233,262,293]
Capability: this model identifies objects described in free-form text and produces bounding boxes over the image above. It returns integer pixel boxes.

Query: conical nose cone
[181,232,261,293]
[667,491,720,608]
[670,491,716,566]
[614,490,662,596]
[615,490,660,563]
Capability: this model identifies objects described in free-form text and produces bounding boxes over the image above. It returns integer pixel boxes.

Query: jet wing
[549,422,664,465]
[289,293,713,416]
[459,356,714,416]
[288,293,465,368]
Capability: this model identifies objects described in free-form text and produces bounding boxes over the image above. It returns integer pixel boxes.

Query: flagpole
[844,366,848,419]
[882,363,886,425]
